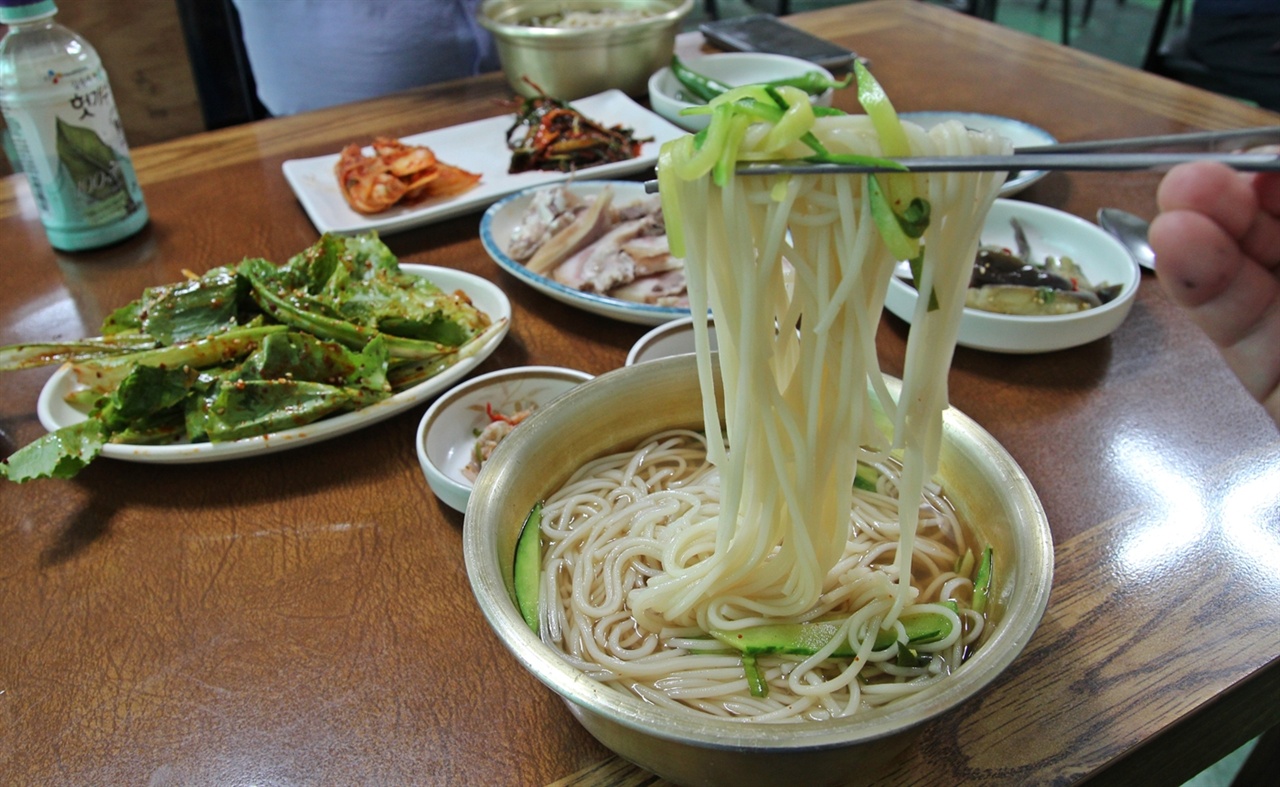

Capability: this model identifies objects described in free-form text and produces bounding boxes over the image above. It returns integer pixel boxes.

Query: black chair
[1086,0,1184,27]
[1141,0,1221,92]
[173,0,268,130]
[934,1,998,21]
[1036,0,1077,45]
[1233,724,1280,787]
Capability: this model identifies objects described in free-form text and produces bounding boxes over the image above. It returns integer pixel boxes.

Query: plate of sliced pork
[479,180,692,325]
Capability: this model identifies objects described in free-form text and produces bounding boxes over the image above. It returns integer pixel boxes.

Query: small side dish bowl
[648,52,838,131]
[626,315,717,365]
[479,0,693,100]
[464,355,1054,787]
[883,199,1140,354]
[416,366,593,513]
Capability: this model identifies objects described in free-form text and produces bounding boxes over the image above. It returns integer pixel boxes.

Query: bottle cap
[0,0,57,24]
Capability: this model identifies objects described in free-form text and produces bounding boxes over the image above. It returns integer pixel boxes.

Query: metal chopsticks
[639,127,1280,191]
[734,151,1280,176]
[1014,125,1280,153]
[739,125,1280,174]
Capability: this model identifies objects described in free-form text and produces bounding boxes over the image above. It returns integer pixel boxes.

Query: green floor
[992,0,1175,67]
[683,2,1257,785]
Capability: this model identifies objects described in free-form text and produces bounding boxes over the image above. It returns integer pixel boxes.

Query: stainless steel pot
[464,354,1054,787]
[478,0,694,99]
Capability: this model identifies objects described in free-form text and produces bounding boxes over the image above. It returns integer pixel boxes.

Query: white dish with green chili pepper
[36,266,512,464]
[648,52,839,132]
[883,199,1139,354]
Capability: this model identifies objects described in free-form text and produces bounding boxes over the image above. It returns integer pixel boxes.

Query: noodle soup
[536,428,993,721]
[463,357,1051,787]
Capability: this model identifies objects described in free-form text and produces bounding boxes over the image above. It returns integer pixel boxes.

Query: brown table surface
[3,2,1279,784]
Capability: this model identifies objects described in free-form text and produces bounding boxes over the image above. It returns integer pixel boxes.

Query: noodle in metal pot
[535,72,1009,721]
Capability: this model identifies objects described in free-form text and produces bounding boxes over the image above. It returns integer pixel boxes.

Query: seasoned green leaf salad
[0,232,505,482]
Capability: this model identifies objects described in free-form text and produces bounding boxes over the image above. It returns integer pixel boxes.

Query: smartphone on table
[699,14,859,72]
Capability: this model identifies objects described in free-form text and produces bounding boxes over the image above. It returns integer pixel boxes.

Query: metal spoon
[1098,208,1156,272]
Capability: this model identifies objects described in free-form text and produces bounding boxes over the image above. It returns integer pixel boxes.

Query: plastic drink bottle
[0,0,148,250]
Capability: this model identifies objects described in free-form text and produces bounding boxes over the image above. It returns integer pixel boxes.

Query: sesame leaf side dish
[0,232,497,482]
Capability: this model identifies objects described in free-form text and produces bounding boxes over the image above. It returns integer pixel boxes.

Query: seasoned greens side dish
[0,233,503,482]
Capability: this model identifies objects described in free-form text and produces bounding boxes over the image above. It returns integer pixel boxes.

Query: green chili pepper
[670,55,732,103]
[672,56,853,105]
[764,71,853,95]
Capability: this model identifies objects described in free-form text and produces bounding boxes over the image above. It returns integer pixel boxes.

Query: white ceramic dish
[480,179,691,326]
[883,199,1139,354]
[281,90,685,236]
[416,365,593,513]
[900,112,1057,197]
[626,315,717,365]
[36,265,512,464]
[647,52,837,132]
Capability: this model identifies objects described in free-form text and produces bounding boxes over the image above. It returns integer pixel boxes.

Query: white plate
[900,112,1057,197]
[416,365,593,513]
[281,90,686,236]
[883,200,1139,354]
[480,180,692,326]
[35,265,512,463]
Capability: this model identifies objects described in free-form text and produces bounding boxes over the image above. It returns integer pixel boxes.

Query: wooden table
[3,2,1278,784]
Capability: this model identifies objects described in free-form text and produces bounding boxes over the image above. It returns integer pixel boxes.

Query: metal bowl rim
[479,0,694,38]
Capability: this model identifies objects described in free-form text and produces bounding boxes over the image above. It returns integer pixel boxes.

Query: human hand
[1149,161,1280,428]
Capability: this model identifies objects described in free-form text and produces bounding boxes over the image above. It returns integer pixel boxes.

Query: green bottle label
[55,115,143,222]
[0,63,148,249]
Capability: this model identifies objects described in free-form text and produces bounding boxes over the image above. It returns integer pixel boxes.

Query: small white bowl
[883,199,1140,354]
[647,52,837,132]
[626,315,717,365]
[416,366,593,512]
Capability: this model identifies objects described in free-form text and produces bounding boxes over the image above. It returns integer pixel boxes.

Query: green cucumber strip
[514,502,543,634]
[742,654,769,698]
[710,610,954,658]
[853,462,880,492]
[972,546,994,614]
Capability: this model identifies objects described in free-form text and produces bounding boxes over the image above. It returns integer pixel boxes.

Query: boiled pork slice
[610,269,689,307]
[507,185,583,261]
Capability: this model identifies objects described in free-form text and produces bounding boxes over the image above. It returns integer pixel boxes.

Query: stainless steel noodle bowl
[478,0,693,100]
[463,355,1053,787]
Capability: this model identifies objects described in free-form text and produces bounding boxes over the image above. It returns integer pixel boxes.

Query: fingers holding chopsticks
[1151,161,1280,426]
